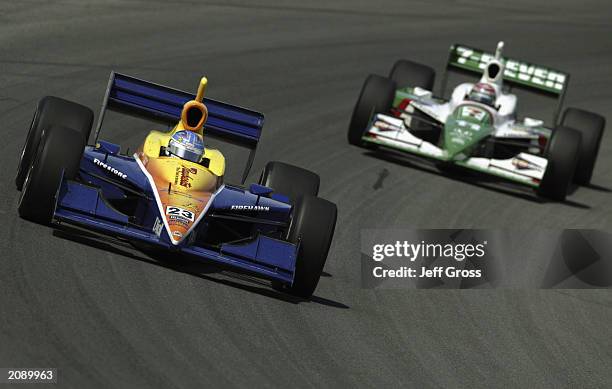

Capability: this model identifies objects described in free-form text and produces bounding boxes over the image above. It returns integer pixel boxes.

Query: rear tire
[282,195,337,298]
[18,125,86,224]
[537,126,581,201]
[348,75,395,146]
[15,96,93,191]
[561,107,605,185]
[389,59,435,90]
[259,161,319,202]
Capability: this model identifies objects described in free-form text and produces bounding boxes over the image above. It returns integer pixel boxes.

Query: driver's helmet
[467,83,497,107]
[167,130,204,163]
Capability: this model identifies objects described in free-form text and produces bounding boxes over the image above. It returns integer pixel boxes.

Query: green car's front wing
[362,121,545,189]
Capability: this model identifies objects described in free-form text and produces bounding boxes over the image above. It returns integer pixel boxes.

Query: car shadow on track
[363,149,592,209]
[583,183,612,193]
[52,228,349,309]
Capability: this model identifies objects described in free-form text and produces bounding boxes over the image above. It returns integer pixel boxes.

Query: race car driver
[466,82,497,107]
[166,130,205,163]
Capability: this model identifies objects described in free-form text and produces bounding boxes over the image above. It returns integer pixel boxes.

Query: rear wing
[441,44,570,123]
[93,72,265,182]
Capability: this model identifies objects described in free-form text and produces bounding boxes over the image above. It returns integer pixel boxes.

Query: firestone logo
[93,158,127,179]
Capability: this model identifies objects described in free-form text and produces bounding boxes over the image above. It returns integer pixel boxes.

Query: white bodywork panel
[412,82,519,130]
[366,114,547,184]
[403,81,549,146]
[369,115,445,158]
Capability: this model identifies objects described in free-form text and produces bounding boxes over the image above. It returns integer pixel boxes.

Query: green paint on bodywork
[444,105,494,159]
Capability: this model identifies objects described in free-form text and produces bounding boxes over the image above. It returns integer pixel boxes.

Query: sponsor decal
[152,217,163,237]
[512,158,543,171]
[455,119,481,131]
[93,158,127,179]
[168,218,189,229]
[166,206,195,222]
[374,120,402,132]
[450,121,481,145]
[460,106,486,121]
[174,166,198,188]
[230,205,270,211]
[453,46,567,92]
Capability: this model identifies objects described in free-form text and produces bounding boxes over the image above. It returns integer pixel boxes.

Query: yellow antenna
[195,77,208,102]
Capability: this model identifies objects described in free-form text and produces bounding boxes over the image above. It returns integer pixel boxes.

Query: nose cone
[162,191,213,245]
[138,154,218,245]
[444,105,494,159]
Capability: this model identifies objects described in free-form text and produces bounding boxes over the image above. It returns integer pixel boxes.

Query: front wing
[363,114,547,188]
[52,177,298,284]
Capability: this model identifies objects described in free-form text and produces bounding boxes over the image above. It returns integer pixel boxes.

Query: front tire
[283,195,337,298]
[389,59,435,91]
[259,161,319,202]
[348,75,396,146]
[18,125,86,224]
[561,107,605,185]
[15,96,93,191]
[390,60,440,144]
[537,126,581,201]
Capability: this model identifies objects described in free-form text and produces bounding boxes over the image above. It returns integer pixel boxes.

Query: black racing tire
[561,107,605,185]
[18,125,86,224]
[348,74,396,146]
[389,60,439,143]
[15,96,93,191]
[281,195,337,298]
[537,126,581,201]
[259,161,320,202]
[389,59,436,91]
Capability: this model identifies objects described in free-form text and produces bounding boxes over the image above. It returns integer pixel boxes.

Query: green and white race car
[348,42,605,200]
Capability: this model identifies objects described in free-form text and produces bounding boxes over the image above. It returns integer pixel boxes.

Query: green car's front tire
[538,126,581,201]
[389,59,435,91]
[348,75,396,146]
[561,107,605,185]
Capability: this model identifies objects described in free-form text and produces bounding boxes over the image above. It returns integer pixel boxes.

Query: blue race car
[15,72,337,298]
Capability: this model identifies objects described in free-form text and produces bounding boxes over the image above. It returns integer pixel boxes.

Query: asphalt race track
[1,1,611,387]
